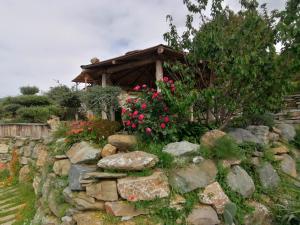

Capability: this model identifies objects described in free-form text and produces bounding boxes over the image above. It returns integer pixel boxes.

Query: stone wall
[0,123,50,139]
[275,93,300,125]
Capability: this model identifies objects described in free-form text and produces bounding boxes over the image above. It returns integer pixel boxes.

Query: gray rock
[68,164,97,191]
[226,166,255,198]
[228,128,260,144]
[63,187,104,210]
[187,204,220,225]
[163,141,200,156]
[97,151,158,171]
[244,201,273,225]
[169,160,217,193]
[280,154,297,177]
[246,125,269,145]
[66,142,100,164]
[0,143,9,154]
[276,123,296,141]
[257,162,280,189]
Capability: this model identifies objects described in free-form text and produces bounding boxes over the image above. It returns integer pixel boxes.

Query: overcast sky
[0,0,286,97]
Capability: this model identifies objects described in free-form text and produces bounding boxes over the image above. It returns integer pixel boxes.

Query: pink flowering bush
[122,77,177,141]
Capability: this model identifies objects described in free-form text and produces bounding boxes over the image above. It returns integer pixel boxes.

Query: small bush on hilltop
[20,86,39,95]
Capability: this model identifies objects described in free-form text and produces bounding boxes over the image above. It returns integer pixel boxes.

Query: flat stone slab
[97,151,158,171]
[68,164,97,191]
[82,172,127,179]
[163,141,200,156]
[117,171,170,201]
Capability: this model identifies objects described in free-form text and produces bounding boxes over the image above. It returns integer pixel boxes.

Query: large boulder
[257,162,280,189]
[244,201,273,225]
[200,130,226,147]
[53,159,71,176]
[280,154,297,177]
[117,171,170,201]
[105,201,145,217]
[276,123,296,141]
[101,144,117,158]
[66,142,100,164]
[162,141,200,157]
[107,134,137,150]
[86,181,118,201]
[68,164,97,190]
[199,182,230,214]
[246,125,270,145]
[169,160,217,193]
[186,204,220,225]
[63,187,104,210]
[228,128,260,144]
[226,166,255,198]
[97,151,158,171]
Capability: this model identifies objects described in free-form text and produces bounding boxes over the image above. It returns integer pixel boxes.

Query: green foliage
[46,84,81,120]
[52,122,71,139]
[164,0,292,128]
[176,121,209,143]
[228,112,275,129]
[291,127,300,149]
[81,85,121,120]
[16,105,60,123]
[0,169,10,181]
[201,135,244,160]
[20,86,39,95]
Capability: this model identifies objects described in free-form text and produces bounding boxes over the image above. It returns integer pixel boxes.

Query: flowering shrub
[65,119,121,145]
[122,77,178,141]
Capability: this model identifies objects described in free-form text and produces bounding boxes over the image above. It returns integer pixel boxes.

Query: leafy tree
[20,86,39,95]
[46,84,81,120]
[164,0,292,128]
[81,86,121,120]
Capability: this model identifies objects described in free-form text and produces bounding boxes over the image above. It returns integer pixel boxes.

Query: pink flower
[152,92,159,99]
[133,85,141,91]
[142,84,147,89]
[169,80,174,84]
[121,108,127,114]
[138,114,145,121]
[145,127,152,134]
[163,77,169,82]
[164,116,170,123]
[141,103,147,110]
[126,98,132,103]
[131,123,137,129]
[133,110,139,116]
[160,123,166,129]
[125,120,131,126]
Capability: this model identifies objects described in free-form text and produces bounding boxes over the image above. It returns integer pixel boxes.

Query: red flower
[138,114,145,121]
[164,116,170,123]
[169,80,174,84]
[160,123,166,129]
[145,127,152,134]
[163,106,168,112]
[125,120,131,126]
[126,98,132,103]
[141,103,147,110]
[133,85,141,91]
[142,84,147,89]
[133,110,139,116]
[131,123,137,129]
[121,108,127,114]
[163,76,169,82]
[152,92,159,99]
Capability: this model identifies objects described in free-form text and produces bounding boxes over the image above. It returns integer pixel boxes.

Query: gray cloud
[0,0,286,97]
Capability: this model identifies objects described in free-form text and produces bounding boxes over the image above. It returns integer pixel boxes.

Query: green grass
[0,169,10,182]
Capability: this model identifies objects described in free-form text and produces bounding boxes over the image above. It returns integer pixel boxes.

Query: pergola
[72,44,185,91]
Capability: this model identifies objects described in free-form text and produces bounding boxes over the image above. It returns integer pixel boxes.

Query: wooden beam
[155,60,163,91]
[107,59,155,74]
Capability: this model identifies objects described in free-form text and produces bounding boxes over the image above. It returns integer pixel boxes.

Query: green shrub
[228,113,275,129]
[20,86,39,95]
[16,105,60,123]
[176,122,209,143]
[5,95,51,107]
[2,103,22,116]
[291,127,300,149]
[201,135,244,160]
